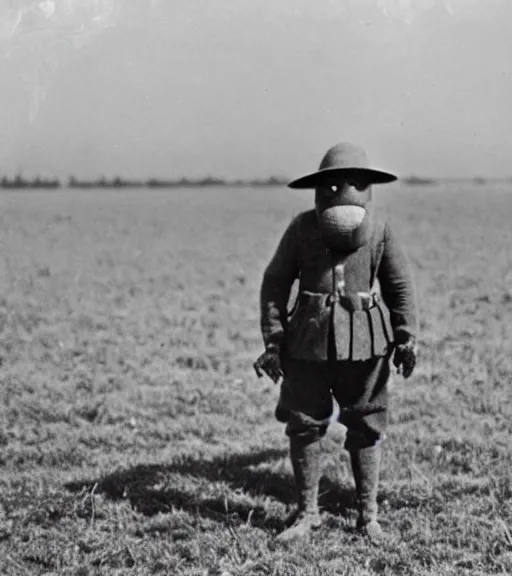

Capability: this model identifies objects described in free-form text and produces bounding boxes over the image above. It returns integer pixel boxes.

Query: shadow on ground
[65,448,356,532]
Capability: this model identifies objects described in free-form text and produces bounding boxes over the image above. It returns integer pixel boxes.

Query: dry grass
[1,183,512,575]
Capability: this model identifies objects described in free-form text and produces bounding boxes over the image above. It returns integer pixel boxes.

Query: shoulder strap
[370,219,387,289]
[286,211,307,318]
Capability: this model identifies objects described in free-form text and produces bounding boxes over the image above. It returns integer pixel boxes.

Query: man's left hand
[393,337,417,379]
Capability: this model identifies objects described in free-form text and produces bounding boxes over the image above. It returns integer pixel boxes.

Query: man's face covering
[315,180,373,252]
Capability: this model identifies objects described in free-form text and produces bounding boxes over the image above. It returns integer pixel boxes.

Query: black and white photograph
[1,1,512,574]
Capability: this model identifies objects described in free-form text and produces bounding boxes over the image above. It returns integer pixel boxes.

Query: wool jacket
[260,210,417,361]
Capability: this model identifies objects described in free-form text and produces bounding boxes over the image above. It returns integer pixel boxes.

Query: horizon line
[1,173,512,190]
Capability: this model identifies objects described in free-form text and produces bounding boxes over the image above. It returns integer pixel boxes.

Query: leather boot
[276,437,322,543]
[349,442,385,543]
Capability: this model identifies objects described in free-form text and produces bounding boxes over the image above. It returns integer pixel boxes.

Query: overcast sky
[0,0,511,180]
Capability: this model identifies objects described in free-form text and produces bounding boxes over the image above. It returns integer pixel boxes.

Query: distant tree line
[1,175,61,189]
[401,175,510,186]
[0,174,290,190]
[1,174,509,190]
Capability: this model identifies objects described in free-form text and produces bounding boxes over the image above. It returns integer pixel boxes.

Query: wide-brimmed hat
[288,142,397,189]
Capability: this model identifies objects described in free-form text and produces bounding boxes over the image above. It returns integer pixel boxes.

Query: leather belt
[300,290,380,311]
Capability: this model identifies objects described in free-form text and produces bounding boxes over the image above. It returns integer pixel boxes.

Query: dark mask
[315,181,372,252]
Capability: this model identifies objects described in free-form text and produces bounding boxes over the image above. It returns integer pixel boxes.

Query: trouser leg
[274,359,333,542]
[332,357,390,542]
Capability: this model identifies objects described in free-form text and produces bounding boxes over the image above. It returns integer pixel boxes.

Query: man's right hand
[253,350,283,384]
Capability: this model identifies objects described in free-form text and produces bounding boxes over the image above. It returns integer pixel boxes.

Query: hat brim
[287,167,397,189]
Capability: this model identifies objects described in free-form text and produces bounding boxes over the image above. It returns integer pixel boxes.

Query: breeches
[275,355,391,450]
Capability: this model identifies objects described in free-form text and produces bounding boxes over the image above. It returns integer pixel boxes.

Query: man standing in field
[254,143,417,543]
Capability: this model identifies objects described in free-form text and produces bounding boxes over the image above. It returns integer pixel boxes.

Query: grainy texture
[1,184,512,575]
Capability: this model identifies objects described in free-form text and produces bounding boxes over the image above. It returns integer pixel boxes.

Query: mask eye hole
[347,180,370,192]
[317,184,339,198]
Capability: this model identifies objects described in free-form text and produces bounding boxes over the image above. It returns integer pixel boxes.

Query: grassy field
[1,183,512,575]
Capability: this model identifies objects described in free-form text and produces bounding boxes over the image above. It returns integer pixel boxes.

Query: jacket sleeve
[377,222,418,344]
[260,215,301,353]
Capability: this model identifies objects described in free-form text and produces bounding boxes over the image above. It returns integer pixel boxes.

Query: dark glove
[253,348,283,384]
[392,336,417,379]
